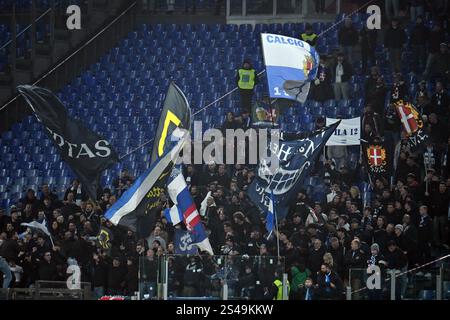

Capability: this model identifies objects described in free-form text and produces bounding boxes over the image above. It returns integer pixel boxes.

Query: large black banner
[248,122,339,219]
[17,85,119,200]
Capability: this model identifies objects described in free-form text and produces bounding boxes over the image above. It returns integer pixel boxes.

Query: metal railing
[139,254,287,300]
[138,0,224,14]
[0,281,91,300]
[347,258,450,300]
[226,0,342,17]
[0,0,62,51]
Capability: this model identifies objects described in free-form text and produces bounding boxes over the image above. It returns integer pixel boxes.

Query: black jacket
[0,238,19,262]
[410,23,429,45]
[338,25,359,46]
[328,246,345,277]
[344,249,367,271]
[308,246,327,276]
[125,264,138,295]
[428,29,445,53]
[385,248,408,269]
[373,228,389,252]
[360,28,377,52]
[107,265,126,290]
[331,61,353,83]
[297,285,317,300]
[316,271,344,299]
[418,215,432,243]
[427,189,450,217]
[38,260,57,281]
[91,260,108,287]
[384,26,406,49]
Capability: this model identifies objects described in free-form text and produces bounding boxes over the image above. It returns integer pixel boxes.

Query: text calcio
[46,127,112,158]
[265,34,306,48]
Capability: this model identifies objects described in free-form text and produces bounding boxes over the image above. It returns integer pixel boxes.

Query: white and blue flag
[174,229,198,255]
[167,165,214,255]
[261,33,319,103]
[164,206,183,226]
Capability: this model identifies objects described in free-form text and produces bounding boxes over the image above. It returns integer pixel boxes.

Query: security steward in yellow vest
[301,23,318,47]
[273,277,290,300]
[236,59,257,114]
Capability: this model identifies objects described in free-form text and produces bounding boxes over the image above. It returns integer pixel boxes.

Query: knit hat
[371,243,380,252]
[394,224,404,232]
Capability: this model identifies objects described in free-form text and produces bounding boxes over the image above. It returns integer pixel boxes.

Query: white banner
[326,117,361,146]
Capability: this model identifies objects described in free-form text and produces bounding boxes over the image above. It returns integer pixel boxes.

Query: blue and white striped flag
[164,206,183,226]
[105,130,188,230]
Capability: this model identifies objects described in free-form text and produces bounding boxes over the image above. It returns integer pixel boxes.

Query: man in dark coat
[38,251,57,281]
[107,257,126,295]
[417,205,433,264]
[316,263,344,300]
[384,18,406,72]
[307,238,326,280]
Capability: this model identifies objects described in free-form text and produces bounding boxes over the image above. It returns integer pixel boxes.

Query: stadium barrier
[138,254,287,300]
[0,281,91,300]
[348,258,450,300]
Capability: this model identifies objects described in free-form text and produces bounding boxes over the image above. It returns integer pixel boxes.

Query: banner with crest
[394,100,429,150]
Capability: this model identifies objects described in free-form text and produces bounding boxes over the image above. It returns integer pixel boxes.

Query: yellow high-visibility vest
[301,33,318,44]
[273,279,290,300]
[238,69,256,90]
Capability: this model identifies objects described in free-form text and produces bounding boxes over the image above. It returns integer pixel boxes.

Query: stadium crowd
[1,5,450,300]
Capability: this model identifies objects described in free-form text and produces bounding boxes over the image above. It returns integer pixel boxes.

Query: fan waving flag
[151,82,191,163]
[111,83,192,237]
[167,165,214,255]
[21,221,51,237]
[17,85,119,201]
[248,122,340,220]
[105,129,188,231]
[261,33,319,103]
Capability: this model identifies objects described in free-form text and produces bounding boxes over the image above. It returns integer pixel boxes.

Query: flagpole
[424,155,429,194]
[274,202,280,259]
[360,138,374,187]
[49,234,55,249]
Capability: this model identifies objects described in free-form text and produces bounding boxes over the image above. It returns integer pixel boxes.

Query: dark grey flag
[17,85,119,200]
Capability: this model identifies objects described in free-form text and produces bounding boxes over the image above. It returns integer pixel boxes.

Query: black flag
[362,140,389,184]
[105,83,192,236]
[150,82,191,163]
[135,82,191,237]
[248,122,340,219]
[17,85,119,200]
